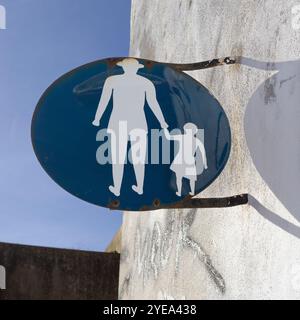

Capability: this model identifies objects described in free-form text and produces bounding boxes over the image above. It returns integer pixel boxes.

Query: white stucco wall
[119,0,300,299]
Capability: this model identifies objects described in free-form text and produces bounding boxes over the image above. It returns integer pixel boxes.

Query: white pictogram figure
[164,123,208,196]
[92,58,168,196]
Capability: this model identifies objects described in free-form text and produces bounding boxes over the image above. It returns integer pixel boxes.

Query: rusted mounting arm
[168,193,248,209]
[167,56,238,72]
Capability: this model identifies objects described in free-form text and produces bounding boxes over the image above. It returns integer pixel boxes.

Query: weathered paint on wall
[0,242,119,300]
[119,0,300,299]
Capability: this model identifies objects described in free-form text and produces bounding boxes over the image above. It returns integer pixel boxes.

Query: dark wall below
[0,242,119,300]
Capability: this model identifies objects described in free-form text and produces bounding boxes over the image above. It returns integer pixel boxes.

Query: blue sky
[0,0,131,251]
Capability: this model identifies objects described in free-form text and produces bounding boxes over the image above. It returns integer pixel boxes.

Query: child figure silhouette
[164,123,208,196]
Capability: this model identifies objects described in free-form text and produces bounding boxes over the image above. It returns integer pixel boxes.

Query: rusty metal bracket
[166,193,248,209]
[111,194,249,211]
[167,56,237,71]
[166,56,282,72]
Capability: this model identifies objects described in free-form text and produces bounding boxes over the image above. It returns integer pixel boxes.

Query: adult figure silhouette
[92,58,168,196]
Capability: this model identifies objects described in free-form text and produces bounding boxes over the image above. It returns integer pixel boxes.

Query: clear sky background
[0,0,131,251]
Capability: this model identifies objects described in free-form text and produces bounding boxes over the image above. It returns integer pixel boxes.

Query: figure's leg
[176,175,183,197]
[130,131,147,195]
[109,131,128,196]
[189,178,196,196]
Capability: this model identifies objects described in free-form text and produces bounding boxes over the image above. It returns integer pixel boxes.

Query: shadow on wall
[243,57,300,226]
[248,195,300,239]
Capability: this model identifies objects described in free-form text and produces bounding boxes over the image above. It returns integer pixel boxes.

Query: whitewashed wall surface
[119,0,300,299]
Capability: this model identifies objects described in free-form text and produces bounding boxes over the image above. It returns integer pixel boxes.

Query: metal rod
[166,193,248,209]
[167,56,238,71]
[167,56,282,72]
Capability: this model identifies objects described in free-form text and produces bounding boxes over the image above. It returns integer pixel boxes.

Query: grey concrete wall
[0,242,119,300]
[119,0,300,299]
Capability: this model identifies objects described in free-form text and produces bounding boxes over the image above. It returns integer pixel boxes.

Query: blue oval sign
[31,57,231,211]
